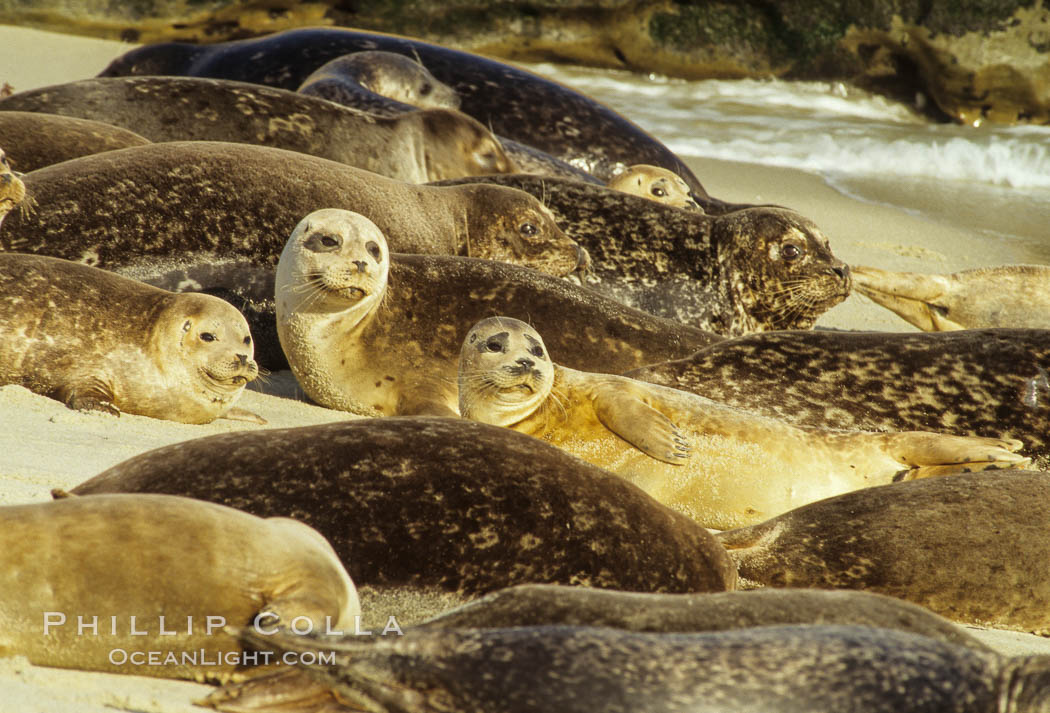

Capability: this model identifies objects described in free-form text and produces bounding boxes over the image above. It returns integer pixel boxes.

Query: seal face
[608,164,702,210]
[298,51,461,113]
[458,316,1028,529]
[719,470,1050,633]
[853,264,1050,330]
[0,493,359,681]
[73,417,737,597]
[207,624,1040,713]
[0,147,27,228]
[0,253,258,423]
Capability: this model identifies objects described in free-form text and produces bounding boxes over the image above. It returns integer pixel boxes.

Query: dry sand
[1,24,1048,713]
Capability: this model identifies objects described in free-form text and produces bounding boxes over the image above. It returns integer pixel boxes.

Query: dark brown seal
[719,470,1050,633]
[98,28,709,196]
[1,141,584,368]
[0,76,516,182]
[0,111,151,173]
[205,625,1050,713]
[71,417,737,596]
[625,328,1050,466]
[439,174,851,335]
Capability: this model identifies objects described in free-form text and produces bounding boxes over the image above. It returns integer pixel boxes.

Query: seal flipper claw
[593,387,692,464]
[60,380,119,416]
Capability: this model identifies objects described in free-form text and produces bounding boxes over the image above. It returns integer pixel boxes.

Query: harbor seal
[0,76,516,183]
[719,470,1050,633]
[99,27,707,194]
[608,164,702,210]
[0,147,28,228]
[0,253,258,423]
[276,209,717,417]
[853,264,1050,330]
[457,317,1028,529]
[0,493,359,681]
[0,111,151,173]
[71,417,737,597]
[2,142,583,368]
[436,174,848,334]
[206,625,1050,713]
[418,585,989,651]
[624,328,1050,466]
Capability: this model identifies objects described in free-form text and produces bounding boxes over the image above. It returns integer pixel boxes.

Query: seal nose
[236,354,248,366]
[574,245,591,272]
[352,260,368,273]
[832,264,850,280]
[516,357,535,370]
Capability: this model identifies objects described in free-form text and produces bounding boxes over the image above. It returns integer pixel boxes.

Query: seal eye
[420,82,432,96]
[782,244,802,260]
[651,186,667,197]
[366,240,382,261]
[321,236,339,248]
[519,222,538,237]
[529,345,544,358]
[200,332,216,343]
[243,336,252,346]
[486,340,502,353]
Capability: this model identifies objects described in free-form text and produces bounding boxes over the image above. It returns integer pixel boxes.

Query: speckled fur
[99,27,703,192]
[627,328,1050,465]
[71,417,737,596]
[0,111,150,173]
[719,471,1050,634]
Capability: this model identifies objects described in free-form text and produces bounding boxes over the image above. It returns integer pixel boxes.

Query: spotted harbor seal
[853,264,1050,330]
[0,253,259,423]
[276,209,717,417]
[205,625,1050,713]
[624,328,1050,465]
[0,111,151,173]
[71,417,737,597]
[608,164,702,210]
[457,317,1028,529]
[436,174,847,334]
[99,27,707,194]
[0,76,516,183]
[0,147,28,228]
[0,493,359,681]
[2,142,583,368]
[418,585,989,651]
[720,470,1050,633]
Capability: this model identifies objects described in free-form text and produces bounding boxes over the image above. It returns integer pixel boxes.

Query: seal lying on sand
[99,27,707,195]
[0,111,151,173]
[436,174,847,334]
[71,417,737,597]
[0,147,28,228]
[457,317,1028,529]
[0,253,258,423]
[205,625,1050,713]
[608,164,702,210]
[624,328,1050,465]
[2,142,583,368]
[720,470,1050,633]
[0,493,359,681]
[853,264,1050,330]
[418,585,989,651]
[276,209,717,417]
[0,76,516,183]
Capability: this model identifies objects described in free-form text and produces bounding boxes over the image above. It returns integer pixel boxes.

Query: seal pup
[3,142,583,368]
[625,328,1050,466]
[0,253,259,423]
[98,27,707,194]
[0,493,359,681]
[436,174,847,334]
[608,164,702,210]
[457,317,1028,529]
[205,625,1050,713]
[276,209,717,417]
[0,111,151,173]
[719,470,1050,633]
[853,264,1050,330]
[72,417,737,597]
[0,76,516,183]
[0,147,28,228]
[418,585,990,651]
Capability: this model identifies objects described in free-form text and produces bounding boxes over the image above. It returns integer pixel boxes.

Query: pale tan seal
[0,493,359,681]
[853,264,1050,330]
[457,316,1029,529]
[0,146,28,228]
[276,209,707,417]
[0,253,259,423]
[608,164,702,210]
[297,51,461,112]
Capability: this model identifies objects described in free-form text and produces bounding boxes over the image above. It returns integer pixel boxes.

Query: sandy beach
[2,24,1049,713]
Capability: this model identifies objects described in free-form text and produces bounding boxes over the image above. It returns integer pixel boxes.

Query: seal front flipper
[57,378,120,416]
[877,432,1030,478]
[222,407,268,425]
[199,668,335,712]
[593,387,691,464]
[852,265,963,331]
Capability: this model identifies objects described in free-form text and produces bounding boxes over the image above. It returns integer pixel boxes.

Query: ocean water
[529,62,1050,263]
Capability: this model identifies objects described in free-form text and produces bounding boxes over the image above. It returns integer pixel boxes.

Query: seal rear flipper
[594,387,691,464]
[57,378,119,416]
[200,669,345,713]
[878,432,1030,475]
[851,265,963,331]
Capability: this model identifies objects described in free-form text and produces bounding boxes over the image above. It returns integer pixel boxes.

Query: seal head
[609,164,702,211]
[298,51,461,111]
